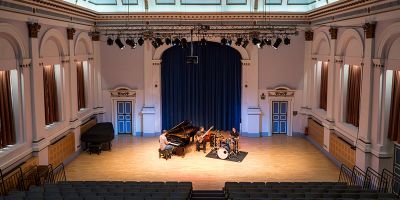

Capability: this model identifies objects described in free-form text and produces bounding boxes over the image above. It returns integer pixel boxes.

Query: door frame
[267,87,295,136]
[271,101,289,134]
[110,87,136,136]
[116,101,133,134]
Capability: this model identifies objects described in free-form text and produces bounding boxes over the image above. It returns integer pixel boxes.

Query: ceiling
[64,0,339,13]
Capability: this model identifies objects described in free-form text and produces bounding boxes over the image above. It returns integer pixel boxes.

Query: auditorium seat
[225,182,398,200]
[2,181,192,200]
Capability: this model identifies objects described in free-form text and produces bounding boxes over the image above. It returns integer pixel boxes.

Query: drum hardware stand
[211,131,219,152]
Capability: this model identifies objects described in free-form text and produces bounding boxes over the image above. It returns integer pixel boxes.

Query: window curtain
[161,41,242,130]
[43,65,59,125]
[388,71,400,143]
[77,62,86,110]
[0,70,16,148]
[346,65,362,127]
[319,62,328,110]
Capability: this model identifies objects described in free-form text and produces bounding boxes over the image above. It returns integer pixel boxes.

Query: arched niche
[74,32,93,59]
[152,37,250,60]
[312,31,331,56]
[40,28,68,64]
[376,22,400,70]
[336,29,364,64]
[0,23,28,70]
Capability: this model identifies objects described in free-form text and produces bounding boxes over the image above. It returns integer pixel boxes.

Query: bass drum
[217,147,229,160]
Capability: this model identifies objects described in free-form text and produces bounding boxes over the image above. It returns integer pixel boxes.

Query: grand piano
[166,120,199,147]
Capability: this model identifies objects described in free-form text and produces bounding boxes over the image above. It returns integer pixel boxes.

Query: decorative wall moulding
[372,58,385,68]
[329,27,338,40]
[334,56,343,63]
[109,87,136,98]
[267,86,295,97]
[241,60,251,66]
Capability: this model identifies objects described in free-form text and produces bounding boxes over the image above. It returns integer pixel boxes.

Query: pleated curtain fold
[388,71,400,143]
[346,65,362,127]
[0,70,16,148]
[77,62,86,110]
[319,62,328,110]
[43,65,59,125]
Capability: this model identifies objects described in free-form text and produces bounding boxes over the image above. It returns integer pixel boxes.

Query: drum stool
[159,148,172,160]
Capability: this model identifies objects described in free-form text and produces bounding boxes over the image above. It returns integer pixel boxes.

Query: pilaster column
[142,40,158,136]
[355,23,377,170]
[28,22,48,165]
[27,22,45,142]
[309,57,318,110]
[91,32,103,110]
[333,57,343,122]
[67,28,76,122]
[302,30,313,110]
[19,59,33,144]
[326,29,337,122]
[358,23,376,144]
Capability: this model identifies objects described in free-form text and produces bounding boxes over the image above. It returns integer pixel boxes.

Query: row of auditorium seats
[1,181,192,200]
[224,182,398,200]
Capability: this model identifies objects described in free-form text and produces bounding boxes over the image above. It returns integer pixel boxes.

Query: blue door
[272,101,288,134]
[117,101,132,134]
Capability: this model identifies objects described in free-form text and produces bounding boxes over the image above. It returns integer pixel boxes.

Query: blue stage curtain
[161,41,242,131]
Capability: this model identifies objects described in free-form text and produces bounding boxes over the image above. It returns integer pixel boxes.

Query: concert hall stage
[65,135,339,190]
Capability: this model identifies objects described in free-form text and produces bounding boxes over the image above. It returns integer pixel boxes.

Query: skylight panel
[181,0,221,5]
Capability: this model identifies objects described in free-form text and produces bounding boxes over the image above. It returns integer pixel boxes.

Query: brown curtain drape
[0,70,16,148]
[43,65,59,125]
[346,65,362,127]
[77,62,86,110]
[319,62,328,110]
[388,71,400,143]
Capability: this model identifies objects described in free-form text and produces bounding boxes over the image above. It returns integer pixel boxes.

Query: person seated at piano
[230,127,240,139]
[195,126,207,153]
[159,130,174,152]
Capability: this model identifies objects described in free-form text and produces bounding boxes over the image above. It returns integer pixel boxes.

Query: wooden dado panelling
[329,132,356,168]
[308,118,324,147]
[20,157,39,173]
[48,132,75,167]
[80,118,97,134]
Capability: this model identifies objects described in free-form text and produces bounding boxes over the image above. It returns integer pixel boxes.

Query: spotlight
[266,39,272,46]
[107,37,113,46]
[126,38,136,49]
[242,39,249,48]
[227,39,232,46]
[172,38,181,46]
[252,37,261,45]
[258,39,266,48]
[137,37,144,46]
[165,38,171,45]
[273,38,282,49]
[284,37,290,45]
[156,37,164,46]
[220,37,227,45]
[115,37,125,49]
[200,38,207,46]
[151,40,159,48]
[181,38,188,48]
[235,38,243,46]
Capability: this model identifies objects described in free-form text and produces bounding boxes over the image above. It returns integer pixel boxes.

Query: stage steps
[191,190,227,200]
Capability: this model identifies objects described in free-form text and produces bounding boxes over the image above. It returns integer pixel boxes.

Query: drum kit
[210,131,240,160]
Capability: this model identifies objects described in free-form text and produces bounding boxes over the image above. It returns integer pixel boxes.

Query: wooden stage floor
[65,135,340,190]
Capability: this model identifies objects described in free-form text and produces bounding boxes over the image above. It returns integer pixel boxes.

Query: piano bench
[159,149,172,160]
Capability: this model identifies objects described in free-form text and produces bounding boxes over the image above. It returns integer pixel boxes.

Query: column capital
[372,58,385,68]
[329,27,338,40]
[363,22,376,39]
[27,22,41,38]
[67,28,76,40]
[90,31,100,41]
[305,30,314,41]
[334,56,343,63]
